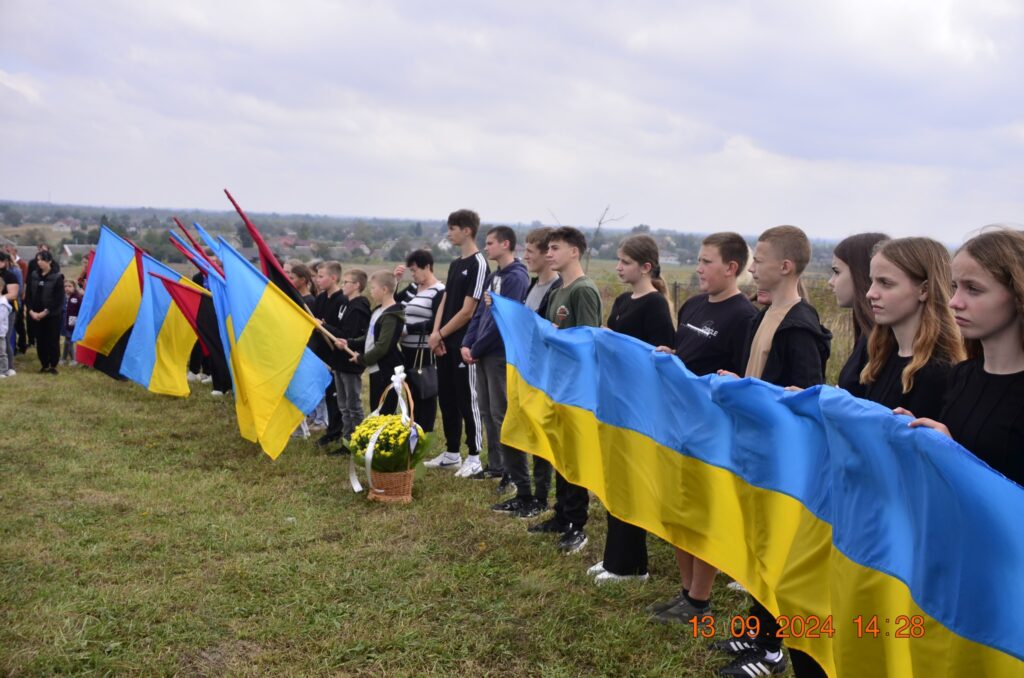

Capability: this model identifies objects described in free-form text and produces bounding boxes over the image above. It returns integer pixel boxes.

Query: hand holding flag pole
[222,188,355,357]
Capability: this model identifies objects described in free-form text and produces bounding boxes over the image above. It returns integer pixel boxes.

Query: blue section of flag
[284,347,332,415]
[72,227,136,343]
[119,254,183,388]
[489,292,1024,663]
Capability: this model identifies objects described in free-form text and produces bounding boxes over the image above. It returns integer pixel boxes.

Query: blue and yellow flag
[118,254,200,397]
[72,227,142,355]
[490,294,1024,677]
[217,238,331,459]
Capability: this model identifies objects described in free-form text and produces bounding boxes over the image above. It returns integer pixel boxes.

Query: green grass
[2,274,847,675]
[0,355,790,677]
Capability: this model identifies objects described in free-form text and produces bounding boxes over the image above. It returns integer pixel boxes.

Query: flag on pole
[223,189,306,309]
[153,272,229,390]
[217,237,331,458]
[118,254,200,397]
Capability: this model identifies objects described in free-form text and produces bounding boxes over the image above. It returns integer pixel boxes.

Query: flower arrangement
[350,414,428,473]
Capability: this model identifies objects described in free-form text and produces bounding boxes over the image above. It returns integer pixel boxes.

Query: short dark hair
[486,226,516,251]
[702,232,750,272]
[405,249,434,270]
[36,250,54,263]
[548,226,587,253]
[447,209,480,237]
[525,227,553,252]
[759,225,811,274]
[0,251,10,265]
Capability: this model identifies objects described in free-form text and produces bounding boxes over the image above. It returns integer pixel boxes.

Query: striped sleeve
[469,252,487,300]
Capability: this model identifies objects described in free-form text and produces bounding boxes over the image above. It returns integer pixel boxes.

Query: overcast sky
[2,1,1022,241]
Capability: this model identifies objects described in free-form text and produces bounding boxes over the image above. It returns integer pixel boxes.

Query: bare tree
[586,205,625,273]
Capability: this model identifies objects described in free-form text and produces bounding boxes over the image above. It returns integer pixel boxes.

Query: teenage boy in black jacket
[312,261,348,446]
[325,268,370,446]
[716,225,830,678]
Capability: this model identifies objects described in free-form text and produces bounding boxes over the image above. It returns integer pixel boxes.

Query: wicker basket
[368,468,415,504]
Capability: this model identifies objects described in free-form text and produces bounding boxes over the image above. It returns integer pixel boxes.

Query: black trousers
[369,371,398,415]
[436,344,480,455]
[602,513,648,575]
[15,302,27,352]
[554,471,589,528]
[533,456,553,505]
[324,377,343,436]
[35,315,61,369]
[403,348,438,433]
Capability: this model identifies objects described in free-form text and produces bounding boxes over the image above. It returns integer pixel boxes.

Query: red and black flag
[223,189,306,310]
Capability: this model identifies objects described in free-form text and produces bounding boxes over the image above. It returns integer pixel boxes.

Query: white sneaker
[69,360,78,367]
[587,561,606,577]
[210,390,225,397]
[0,373,5,379]
[594,570,649,585]
[4,369,15,377]
[455,455,483,478]
[187,372,200,382]
[423,451,462,470]
[199,374,212,384]
[726,581,747,593]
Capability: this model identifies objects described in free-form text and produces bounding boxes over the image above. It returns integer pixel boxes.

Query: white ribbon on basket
[349,366,418,495]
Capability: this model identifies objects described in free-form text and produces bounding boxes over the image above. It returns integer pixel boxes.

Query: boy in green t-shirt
[527,227,602,554]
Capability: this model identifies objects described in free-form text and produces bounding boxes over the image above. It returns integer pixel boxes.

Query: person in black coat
[28,250,65,373]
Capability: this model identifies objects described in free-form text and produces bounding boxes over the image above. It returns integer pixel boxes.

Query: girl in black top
[862,238,964,419]
[903,230,1024,485]
[828,233,889,396]
[590,235,675,584]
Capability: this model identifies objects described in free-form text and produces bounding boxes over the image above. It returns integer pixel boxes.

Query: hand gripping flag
[217,238,331,459]
[118,254,201,397]
[489,294,1024,677]
[72,227,143,378]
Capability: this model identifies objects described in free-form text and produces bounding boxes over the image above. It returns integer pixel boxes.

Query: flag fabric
[173,233,255,439]
[154,272,229,387]
[72,227,142,355]
[118,254,200,397]
[217,238,331,459]
[489,294,1024,677]
[223,189,307,310]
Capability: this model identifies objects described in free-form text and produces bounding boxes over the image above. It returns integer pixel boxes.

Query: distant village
[0,201,838,271]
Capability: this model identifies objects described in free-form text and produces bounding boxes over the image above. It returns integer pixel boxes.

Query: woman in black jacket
[28,251,65,373]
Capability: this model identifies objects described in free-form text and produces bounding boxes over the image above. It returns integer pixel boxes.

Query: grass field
[1,267,848,676]
[0,351,800,677]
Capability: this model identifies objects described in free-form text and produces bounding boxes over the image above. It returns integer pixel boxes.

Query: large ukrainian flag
[72,227,142,355]
[118,255,200,397]
[490,294,1024,677]
[217,238,331,459]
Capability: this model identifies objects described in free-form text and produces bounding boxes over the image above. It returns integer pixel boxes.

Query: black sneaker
[651,597,710,625]
[711,639,759,656]
[491,497,529,514]
[645,590,687,614]
[527,517,567,535]
[470,467,504,480]
[718,649,787,676]
[557,527,588,554]
[513,498,547,519]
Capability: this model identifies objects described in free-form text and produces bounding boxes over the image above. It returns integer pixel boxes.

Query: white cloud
[0,0,1021,241]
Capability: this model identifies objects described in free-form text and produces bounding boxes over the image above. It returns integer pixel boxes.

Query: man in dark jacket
[460,226,530,494]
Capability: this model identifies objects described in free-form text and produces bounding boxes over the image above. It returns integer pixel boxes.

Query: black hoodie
[740,300,832,389]
[327,295,371,374]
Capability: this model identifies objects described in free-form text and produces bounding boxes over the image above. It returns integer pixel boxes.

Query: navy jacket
[462,258,529,359]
